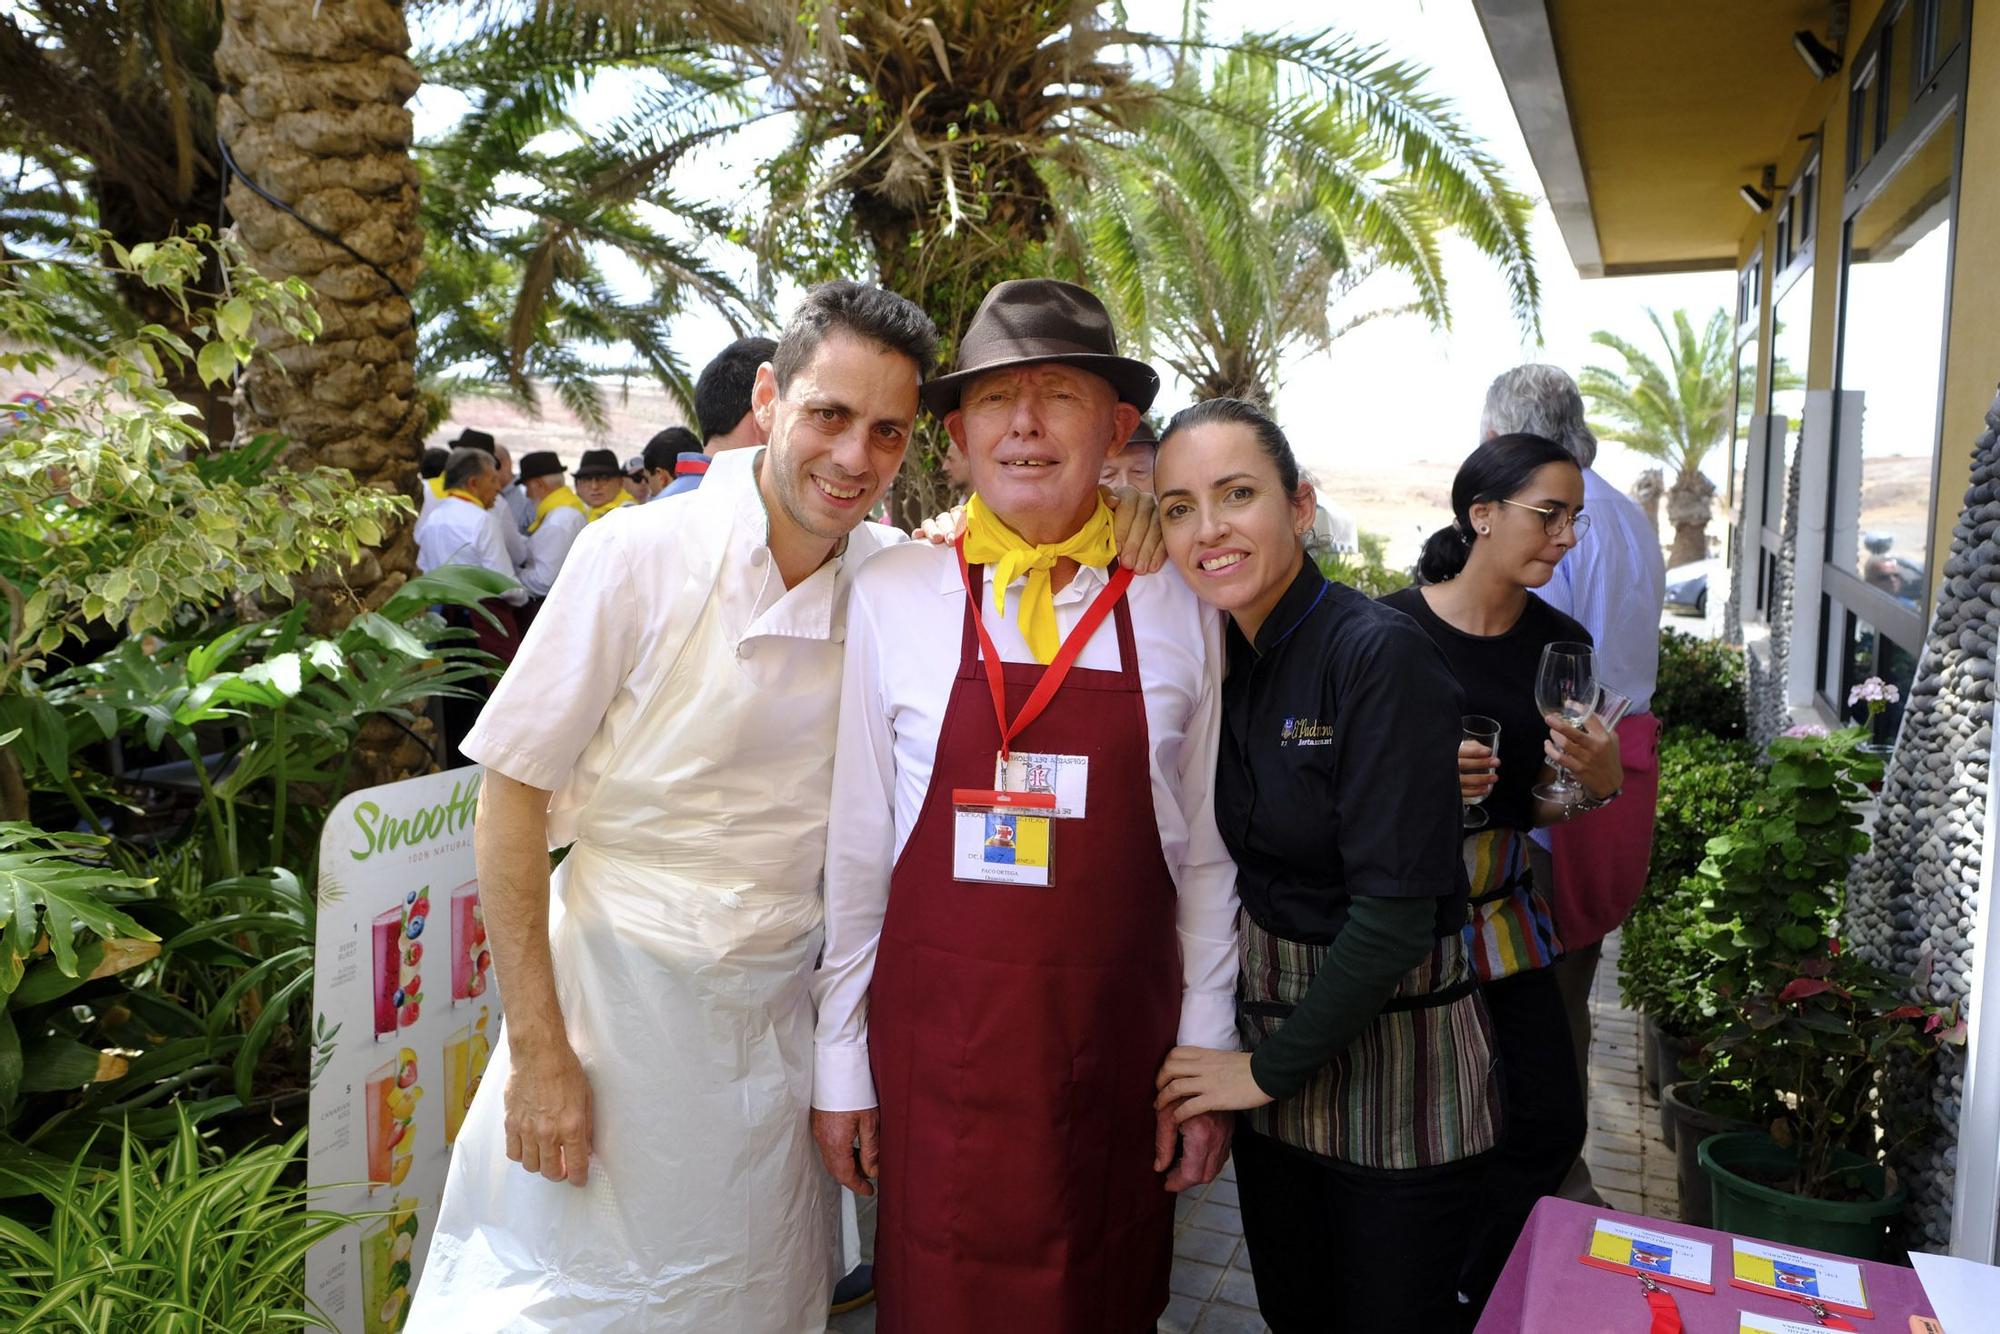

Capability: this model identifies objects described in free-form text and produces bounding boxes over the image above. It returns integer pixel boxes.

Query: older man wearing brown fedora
[812,278,1238,1333]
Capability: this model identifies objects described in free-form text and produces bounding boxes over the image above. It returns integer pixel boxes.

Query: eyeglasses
[1499,498,1591,539]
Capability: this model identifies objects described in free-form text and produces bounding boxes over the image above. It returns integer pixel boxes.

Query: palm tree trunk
[1664,469,1719,568]
[215,0,433,782]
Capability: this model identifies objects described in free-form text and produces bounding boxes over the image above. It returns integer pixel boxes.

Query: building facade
[1477,0,2000,1257]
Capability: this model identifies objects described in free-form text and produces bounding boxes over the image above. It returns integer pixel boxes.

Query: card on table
[1731,1238,1871,1316]
[1580,1217,1716,1292]
[1740,1311,1844,1334]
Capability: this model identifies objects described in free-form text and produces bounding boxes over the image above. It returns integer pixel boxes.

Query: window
[1834,111,1954,601]
[1817,0,1968,721]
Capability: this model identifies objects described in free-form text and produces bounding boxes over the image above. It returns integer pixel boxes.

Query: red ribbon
[955,542,1133,761]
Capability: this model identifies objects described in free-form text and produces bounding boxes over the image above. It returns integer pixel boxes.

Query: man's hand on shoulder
[504,1036,594,1187]
[811,1106,882,1197]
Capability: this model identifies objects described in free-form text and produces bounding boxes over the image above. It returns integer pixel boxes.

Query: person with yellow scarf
[813,279,1239,1334]
[573,448,637,522]
[516,451,590,597]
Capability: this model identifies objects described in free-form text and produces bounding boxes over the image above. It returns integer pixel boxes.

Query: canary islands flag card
[1581,1218,1715,1292]
[952,789,1054,886]
[1731,1239,1870,1317]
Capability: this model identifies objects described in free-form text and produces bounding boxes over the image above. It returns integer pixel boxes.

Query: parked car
[1664,558,1719,617]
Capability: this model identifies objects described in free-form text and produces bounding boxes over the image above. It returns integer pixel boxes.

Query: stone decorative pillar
[1848,390,2000,1252]
[216,0,432,781]
[1746,442,1803,749]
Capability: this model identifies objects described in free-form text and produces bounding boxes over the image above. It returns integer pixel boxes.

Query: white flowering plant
[1847,676,1901,720]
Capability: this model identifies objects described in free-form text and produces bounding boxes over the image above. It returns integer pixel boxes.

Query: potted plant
[1846,676,1901,783]
[1689,726,1960,1257]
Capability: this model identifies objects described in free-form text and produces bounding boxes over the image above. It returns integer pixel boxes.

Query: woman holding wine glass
[1379,432,1624,1309]
[1149,399,1502,1332]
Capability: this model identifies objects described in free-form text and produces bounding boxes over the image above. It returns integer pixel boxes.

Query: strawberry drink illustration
[449,881,491,1003]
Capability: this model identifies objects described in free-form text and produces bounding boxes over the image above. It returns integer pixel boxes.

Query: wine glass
[1461,715,1501,829]
[1533,642,1598,806]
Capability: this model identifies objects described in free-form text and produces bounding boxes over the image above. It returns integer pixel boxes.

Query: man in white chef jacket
[408,281,940,1332]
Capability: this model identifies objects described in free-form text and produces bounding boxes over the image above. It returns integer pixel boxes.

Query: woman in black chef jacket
[1379,432,1625,1309]
[1152,398,1502,1333]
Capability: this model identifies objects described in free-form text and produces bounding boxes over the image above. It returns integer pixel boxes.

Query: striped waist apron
[1237,916,1501,1171]
[1462,826,1563,982]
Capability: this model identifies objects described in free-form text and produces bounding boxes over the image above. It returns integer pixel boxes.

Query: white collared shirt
[413,496,529,605]
[515,504,586,598]
[812,542,1241,1112]
[1533,467,1667,713]
[463,448,901,849]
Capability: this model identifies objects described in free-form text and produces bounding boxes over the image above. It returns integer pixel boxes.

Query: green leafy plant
[1691,726,1959,1196]
[0,1108,351,1330]
[1619,734,1762,1038]
[1654,628,1747,741]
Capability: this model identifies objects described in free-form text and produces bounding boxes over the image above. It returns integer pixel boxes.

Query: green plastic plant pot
[1696,1131,1905,1260]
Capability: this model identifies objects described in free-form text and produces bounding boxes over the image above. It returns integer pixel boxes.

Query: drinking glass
[1533,642,1598,805]
[1461,715,1501,829]
[1595,683,1635,731]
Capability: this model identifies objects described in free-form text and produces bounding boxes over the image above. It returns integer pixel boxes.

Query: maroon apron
[869,564,1181,1334]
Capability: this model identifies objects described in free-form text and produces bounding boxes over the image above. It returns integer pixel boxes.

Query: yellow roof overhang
[1474,0,1831,276]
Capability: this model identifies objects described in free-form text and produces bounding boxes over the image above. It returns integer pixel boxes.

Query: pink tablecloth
[1474,1196,1938,1332]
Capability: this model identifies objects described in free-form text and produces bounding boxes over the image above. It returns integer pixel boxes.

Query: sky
[409,0,1734,497]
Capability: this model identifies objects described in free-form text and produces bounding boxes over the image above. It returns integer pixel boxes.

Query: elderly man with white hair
[1480,364,1666,1207]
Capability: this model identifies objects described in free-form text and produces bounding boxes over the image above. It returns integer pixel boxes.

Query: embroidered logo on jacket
[1280,717,1334,747]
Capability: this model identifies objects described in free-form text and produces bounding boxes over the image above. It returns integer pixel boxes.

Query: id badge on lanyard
[949,546,1131,888]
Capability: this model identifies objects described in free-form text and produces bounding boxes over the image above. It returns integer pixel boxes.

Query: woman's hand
[1154,1046,1274,1121]
[1105,485,1166,573]
[1459,738,1498,804]
[1544,713,1622,798]
[914,503,968,546]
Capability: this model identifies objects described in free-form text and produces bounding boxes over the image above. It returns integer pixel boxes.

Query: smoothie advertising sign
[305,766,499,1334]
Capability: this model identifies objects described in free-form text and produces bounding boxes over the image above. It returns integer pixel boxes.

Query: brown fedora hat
[920,279,1159,415]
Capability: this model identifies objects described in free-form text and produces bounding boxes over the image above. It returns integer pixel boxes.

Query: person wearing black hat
[572,447,635,521]
[813,278,1237,1334]
[1101,415,1160,494]
[514,450,589,597]
[493,442,536,534]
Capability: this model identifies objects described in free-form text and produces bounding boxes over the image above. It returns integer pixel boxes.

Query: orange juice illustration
[367,1049,421,1188]
[449,881,490,1003]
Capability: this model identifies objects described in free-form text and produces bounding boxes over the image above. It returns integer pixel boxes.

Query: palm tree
[413,37,764,429]
[1581,308,1736,567]
[0,1,235,438]
[435,3,1540,520]
[1066,44,1537,408]
[213,0,427,635]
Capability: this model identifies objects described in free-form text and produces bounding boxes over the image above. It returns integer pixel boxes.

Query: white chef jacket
[413,495,529,605]
[514,504,586,598]
[812,540,1241,1112]
[463,449,902,852]
[1533,467,1666,714]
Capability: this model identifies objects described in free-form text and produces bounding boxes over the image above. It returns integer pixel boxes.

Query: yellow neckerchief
[587,489,635,522]
[444,487,487,509]
[960,493,1119,664]
[528,484,589,534]
[425,475,445,498]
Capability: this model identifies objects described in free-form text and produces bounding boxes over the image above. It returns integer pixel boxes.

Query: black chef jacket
[1218,560,1468,946]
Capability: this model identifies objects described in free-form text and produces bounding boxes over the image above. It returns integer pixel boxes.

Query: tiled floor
[831,930,1674,1333]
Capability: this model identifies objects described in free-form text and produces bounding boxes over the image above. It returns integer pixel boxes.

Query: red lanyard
[1638,1275,1682,1333]
[956,543,1133,762]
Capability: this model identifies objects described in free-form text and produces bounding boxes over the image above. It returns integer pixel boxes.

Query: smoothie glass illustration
[442,1006,494,1147]
[373,889,431,1039]
[366,1049,420,1189]
[449,881,491,1003]
[360,1199,420,1334]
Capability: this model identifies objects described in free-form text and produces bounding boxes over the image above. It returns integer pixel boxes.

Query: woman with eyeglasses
[1378,432,1624,1309]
